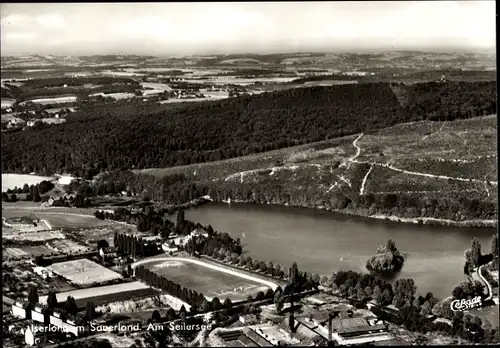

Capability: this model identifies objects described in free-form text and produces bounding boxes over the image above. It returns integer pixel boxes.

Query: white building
[11,302,29,319]
[49,311,64,328]
[162,244,179,253]
[31,304,47,324]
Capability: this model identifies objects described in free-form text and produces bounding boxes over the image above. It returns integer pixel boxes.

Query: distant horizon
[0,46,495,59]
[1,2,495,56]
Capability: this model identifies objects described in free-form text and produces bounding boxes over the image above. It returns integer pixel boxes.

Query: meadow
[35,212,117,228]
[20,95,77,105]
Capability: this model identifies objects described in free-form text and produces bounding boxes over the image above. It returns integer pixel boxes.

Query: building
[328,317,390,346]
[31,304,49,325]
[162,244,179,253]
[12,301,30,319]
[99,247,117,259]
[49,310,64,328]
[61,316,85,337]
[49,311,86,337]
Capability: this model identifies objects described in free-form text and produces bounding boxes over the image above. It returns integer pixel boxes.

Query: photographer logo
[450,296,482,311]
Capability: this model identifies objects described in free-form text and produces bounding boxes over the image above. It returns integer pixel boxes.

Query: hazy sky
[0,1,495,56]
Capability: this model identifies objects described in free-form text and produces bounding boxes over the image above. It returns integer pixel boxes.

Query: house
[49,311,86,337]
[25,326,44,346]
[61,316,86,337]
[99,247,117,259]
[12,301,30,319]
[162,244,179,253]
[49,310,64,328]
[328,317,390,345]
[31,304,50,324]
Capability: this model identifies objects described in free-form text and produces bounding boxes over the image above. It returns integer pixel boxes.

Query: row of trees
[113,232,161,258]
[135,265,242,313]
[5,180,54,195]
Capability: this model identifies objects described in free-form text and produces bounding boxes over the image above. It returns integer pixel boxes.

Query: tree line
[134,264,252,313]
[112,232,161,258]
[327,269,496,343]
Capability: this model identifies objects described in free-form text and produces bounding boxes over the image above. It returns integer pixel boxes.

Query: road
[474,265,493,301]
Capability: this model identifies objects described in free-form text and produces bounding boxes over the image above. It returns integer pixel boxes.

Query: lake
[181,203,495,300]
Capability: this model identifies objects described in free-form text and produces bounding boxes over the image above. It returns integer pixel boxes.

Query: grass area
[4,245,54,258]
[35,212,116,228]
[2,229,66,242]
[143,259,270,302]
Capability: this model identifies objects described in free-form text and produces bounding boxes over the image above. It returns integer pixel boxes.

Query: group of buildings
[11,301,86,345]
[213,313,391,347]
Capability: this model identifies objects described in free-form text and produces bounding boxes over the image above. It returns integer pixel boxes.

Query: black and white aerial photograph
[0,1,498,347]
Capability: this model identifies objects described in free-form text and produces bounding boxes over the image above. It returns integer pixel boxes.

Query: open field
[89,92,135,100]
[1,98,15,108]
[47,239,89,254]
[35,212,117,228]
[141,82,172,91]
[2,173,54,192]
[38,281,156,308]
[4,245,55,259]
[2,229,65,241]
[47,258,122,286]
[69,225,138,246]
[20,95,77,105]
[304,80,359,86]
[138,258,274,302]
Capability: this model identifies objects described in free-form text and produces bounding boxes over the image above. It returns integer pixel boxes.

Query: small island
[366,239,405,275]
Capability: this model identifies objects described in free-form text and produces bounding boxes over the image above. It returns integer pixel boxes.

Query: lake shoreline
[185,198,497,229]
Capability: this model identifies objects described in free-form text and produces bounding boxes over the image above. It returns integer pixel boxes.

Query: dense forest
[4,81,495,177]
